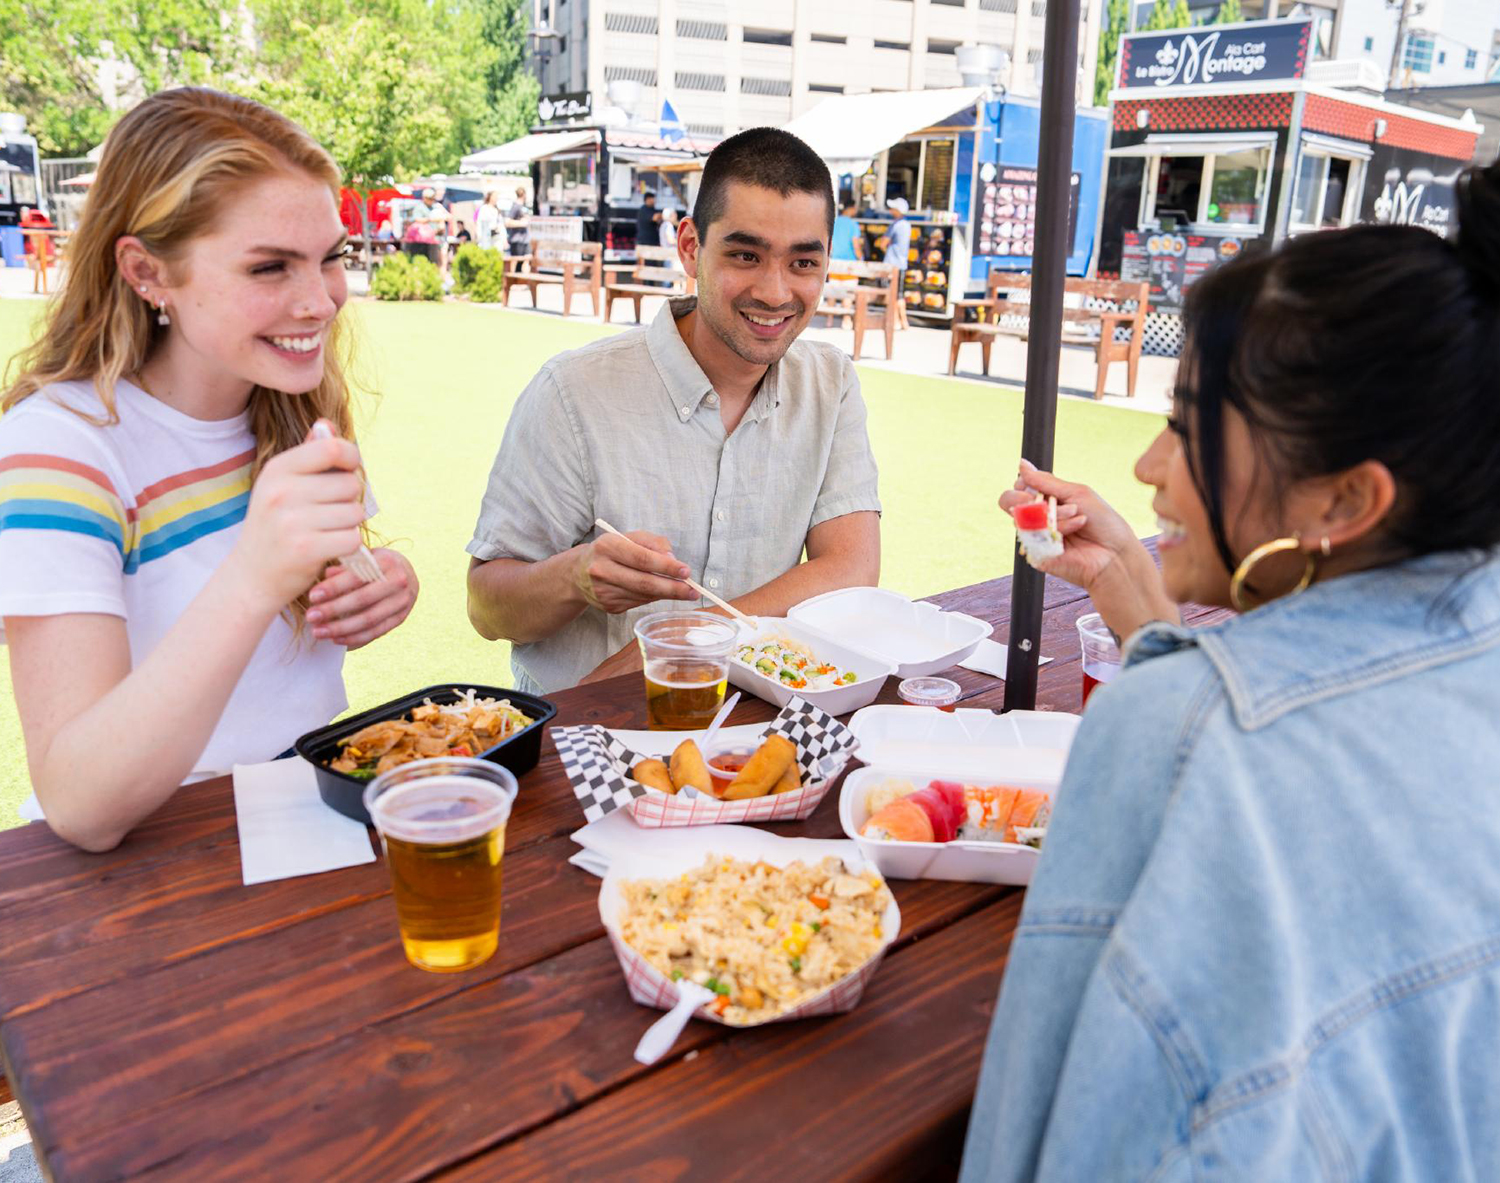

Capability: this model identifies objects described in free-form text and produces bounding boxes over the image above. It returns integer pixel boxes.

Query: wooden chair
[818,260,902,361]
[950,270,1150,399]
[502,239,602,317]
[602,245,695,323]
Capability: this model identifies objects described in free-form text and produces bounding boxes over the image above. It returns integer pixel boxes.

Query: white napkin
[569,807,858,879]
[233,758,377,886]
[958,638,1054,680]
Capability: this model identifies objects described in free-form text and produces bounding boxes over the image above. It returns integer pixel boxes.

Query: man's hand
[573,530,698,614]
[579,640,644,685]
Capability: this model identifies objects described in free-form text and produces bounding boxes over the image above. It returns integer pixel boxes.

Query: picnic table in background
[0,542,1228,1180]
[502,239,602,318]
[21,229,69,295]
[818,259,903,363]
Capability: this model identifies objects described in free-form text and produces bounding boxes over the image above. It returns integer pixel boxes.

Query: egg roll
[669,740,713,795]
[723,734,797,800]
[771,760,802,795]
[631,758,675,795]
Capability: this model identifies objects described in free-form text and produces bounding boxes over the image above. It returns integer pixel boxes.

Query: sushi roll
[1013,496,1064,564]
[778,667,808,690]
[754,655,779,676]
[861,798,935,843]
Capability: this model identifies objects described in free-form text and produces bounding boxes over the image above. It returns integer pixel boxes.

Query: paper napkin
[233,758,376,886]
[958,638,1054,680]
[568,808,859,879]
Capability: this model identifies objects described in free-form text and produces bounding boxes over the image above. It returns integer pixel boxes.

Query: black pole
[1002,0,1081,713]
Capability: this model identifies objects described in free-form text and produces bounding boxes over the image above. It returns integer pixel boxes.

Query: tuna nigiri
[907,783,965,842]
[1013,496,1063,564]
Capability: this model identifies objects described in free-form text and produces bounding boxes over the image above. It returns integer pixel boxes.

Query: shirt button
[708,578,720,589]
[716,510,726,522]
[680,406,691,417]
[705,392,719,406]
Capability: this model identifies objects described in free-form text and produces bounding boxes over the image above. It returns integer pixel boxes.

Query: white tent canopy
[781,87,986,177]
[460,130,598,174]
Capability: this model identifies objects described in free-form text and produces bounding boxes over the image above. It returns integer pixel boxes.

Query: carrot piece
[809,893,830,910]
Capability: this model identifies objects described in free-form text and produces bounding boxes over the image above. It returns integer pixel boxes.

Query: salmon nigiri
[860,797,936,843]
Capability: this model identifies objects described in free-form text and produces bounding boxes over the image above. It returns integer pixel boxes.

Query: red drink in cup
[1076,613,1120,708]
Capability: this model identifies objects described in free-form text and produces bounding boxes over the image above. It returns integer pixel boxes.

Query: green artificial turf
[0,296,1161,829]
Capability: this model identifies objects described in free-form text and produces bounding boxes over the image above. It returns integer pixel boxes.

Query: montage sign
[1118,19,1311,90]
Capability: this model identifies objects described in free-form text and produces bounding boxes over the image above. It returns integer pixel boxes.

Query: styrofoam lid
[788,587,991,670]
[847,706,1080,784]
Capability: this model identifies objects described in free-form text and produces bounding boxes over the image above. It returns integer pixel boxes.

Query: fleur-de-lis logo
[1156,41,1179,66]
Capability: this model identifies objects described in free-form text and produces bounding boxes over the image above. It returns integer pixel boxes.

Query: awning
[460,130,598,174]
[1108,131,1278,157]
[781,87,985,176]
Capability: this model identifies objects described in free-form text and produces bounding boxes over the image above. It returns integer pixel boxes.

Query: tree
[1093,0,1130,106]
[1212,0,1243,22]
[1142,0,1191,31]
[469,0,540,151]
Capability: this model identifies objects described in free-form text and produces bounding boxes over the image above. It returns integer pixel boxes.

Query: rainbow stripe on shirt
[0,449,254,573]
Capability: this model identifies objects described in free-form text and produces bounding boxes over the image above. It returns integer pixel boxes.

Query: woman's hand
[1002,459,1179,639]
[307,548,419,649]
[229,427,368,612]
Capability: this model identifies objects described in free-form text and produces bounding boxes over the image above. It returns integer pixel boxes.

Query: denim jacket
[961,553,1500,1182]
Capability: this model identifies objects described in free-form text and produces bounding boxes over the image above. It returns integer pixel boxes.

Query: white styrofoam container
[600,833,901,1027]
[728,618,896,716]
[787,587,994,678]
[838,706,1082,885]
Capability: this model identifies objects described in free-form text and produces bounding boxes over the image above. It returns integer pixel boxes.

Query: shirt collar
[645,296,782,425]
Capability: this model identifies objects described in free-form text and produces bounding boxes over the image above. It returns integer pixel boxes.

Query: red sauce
[709,753,750,775]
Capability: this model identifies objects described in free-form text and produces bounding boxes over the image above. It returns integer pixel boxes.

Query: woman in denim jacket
[962,159,1500,1182]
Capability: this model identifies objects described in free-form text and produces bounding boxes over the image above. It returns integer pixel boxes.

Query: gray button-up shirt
[468,297,881,694]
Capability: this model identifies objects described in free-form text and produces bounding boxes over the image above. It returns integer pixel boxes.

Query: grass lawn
[0,296,1162,829]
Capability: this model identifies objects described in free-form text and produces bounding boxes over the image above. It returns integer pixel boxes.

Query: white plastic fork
[309,421,384,584]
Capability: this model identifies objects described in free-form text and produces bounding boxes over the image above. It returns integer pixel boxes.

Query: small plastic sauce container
[706,744,756,795]
[897,676,961,711]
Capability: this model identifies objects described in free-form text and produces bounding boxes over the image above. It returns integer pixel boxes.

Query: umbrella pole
[1003,0,1082,713]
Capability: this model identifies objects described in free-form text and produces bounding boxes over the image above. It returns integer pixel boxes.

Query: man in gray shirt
[466,128,882,692]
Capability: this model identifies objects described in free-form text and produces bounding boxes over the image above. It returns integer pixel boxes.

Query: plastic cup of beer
[1077,612,1121,708]
[634,610,737,730]
[363,757,518,973]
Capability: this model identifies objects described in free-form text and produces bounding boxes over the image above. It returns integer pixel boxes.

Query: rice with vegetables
[619,855,893,1025]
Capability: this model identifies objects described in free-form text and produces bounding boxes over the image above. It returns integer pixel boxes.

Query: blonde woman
[0,88,418,851]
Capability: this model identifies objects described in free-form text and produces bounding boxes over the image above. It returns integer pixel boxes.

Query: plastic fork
[309,421,383,584]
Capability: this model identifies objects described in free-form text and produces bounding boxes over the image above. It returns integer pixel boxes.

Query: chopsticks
[593,518,757,629]
[310,421,384,584]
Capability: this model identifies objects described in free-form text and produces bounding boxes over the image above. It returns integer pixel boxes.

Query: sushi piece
[865,779,919,815]
[754,655,778,676]
[955,784,1020,841]
[1003,789,1052,843]
[906,783,966,843]
[1013,496,1064,564]
[860,797,936,842]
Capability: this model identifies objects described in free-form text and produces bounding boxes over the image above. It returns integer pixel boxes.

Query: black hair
[1175,156,1500,575]
[642,190,655,200]
[692,127,835,242]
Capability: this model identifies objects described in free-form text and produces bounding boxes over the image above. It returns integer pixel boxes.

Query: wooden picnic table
[0,547,1228,1180]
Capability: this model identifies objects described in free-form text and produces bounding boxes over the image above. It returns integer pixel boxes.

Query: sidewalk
[3,261,1175,415]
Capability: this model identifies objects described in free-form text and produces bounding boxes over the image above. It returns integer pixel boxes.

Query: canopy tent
[459,130,598,175]
[61,171,96,186]
[780,86,986,177]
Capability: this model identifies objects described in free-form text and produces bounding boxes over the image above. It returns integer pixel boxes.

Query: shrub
[371,251,443,301]
[452,243,507,303]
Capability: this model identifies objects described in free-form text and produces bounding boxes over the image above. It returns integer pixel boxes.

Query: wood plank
[41,880,1012,1180]
[440,893,1025,1183]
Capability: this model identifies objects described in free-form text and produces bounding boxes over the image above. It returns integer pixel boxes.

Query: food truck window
[540,155,596,215]
[1203,148,1268,228]
[1148,156,1205,227]
[886,140,921,207]
[1291,153,1360,231]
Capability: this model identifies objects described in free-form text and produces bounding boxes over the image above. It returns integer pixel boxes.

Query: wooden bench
[817,260,902,361]
[950,270,1150,399]
[502,239,602,317]
[602,245,694,323]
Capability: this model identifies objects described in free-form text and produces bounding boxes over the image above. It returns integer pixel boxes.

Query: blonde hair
[2,87,365,631]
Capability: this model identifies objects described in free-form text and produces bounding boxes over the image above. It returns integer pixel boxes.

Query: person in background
[505,186,530,258]
[475,190,501,250]
[465,128,881,694]
[961,158,1500,1181]
[415,187,452,275]
[880,196,911,274]
[0,88,418,853]
[830,200,864,262]
[451,220,472,248]
[659,206,679,252]
[635,189,662,250]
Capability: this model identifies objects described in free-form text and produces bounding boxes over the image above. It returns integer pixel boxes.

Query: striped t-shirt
[0,378,348,786]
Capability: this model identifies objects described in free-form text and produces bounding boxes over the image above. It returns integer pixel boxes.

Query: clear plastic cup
[363,758,518,973]
[634,611,738,731]
[1076,612,1121,708]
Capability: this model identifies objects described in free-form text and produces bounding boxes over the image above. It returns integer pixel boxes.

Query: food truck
[1099,18,1484,354]
[783,87,1109,321]
[0,112,45,267]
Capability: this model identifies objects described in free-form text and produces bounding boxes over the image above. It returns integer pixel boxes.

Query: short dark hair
[642,189,655,200]
[1177,156,1500,574]
[693,127,834,242]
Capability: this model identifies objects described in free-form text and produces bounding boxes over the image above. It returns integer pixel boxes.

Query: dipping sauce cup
[1077,613,1121,707]
[634,611,737,731]
[364,758,518,973]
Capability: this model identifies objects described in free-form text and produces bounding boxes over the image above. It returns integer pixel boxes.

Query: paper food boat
[728,587,992,713]
[599,831,902,1027]
[554,697,858,828]
[839,705,1081,886]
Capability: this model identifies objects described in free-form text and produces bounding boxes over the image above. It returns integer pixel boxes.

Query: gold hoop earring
[1229,536,1318,613]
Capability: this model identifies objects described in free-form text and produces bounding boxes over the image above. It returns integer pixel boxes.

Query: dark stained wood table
[0,557,1229,1181]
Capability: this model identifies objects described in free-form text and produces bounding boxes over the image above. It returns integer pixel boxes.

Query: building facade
[531,0,1103,138]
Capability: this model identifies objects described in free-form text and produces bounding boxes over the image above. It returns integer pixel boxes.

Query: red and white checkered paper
[599,842,902,1027]
[624,761,849,828]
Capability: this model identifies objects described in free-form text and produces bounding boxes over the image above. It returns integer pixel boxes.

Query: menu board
[975,166,1080,259]
[1120,229,1246,315]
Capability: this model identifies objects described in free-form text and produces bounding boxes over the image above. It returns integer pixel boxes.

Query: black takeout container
[294,683,558,825]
